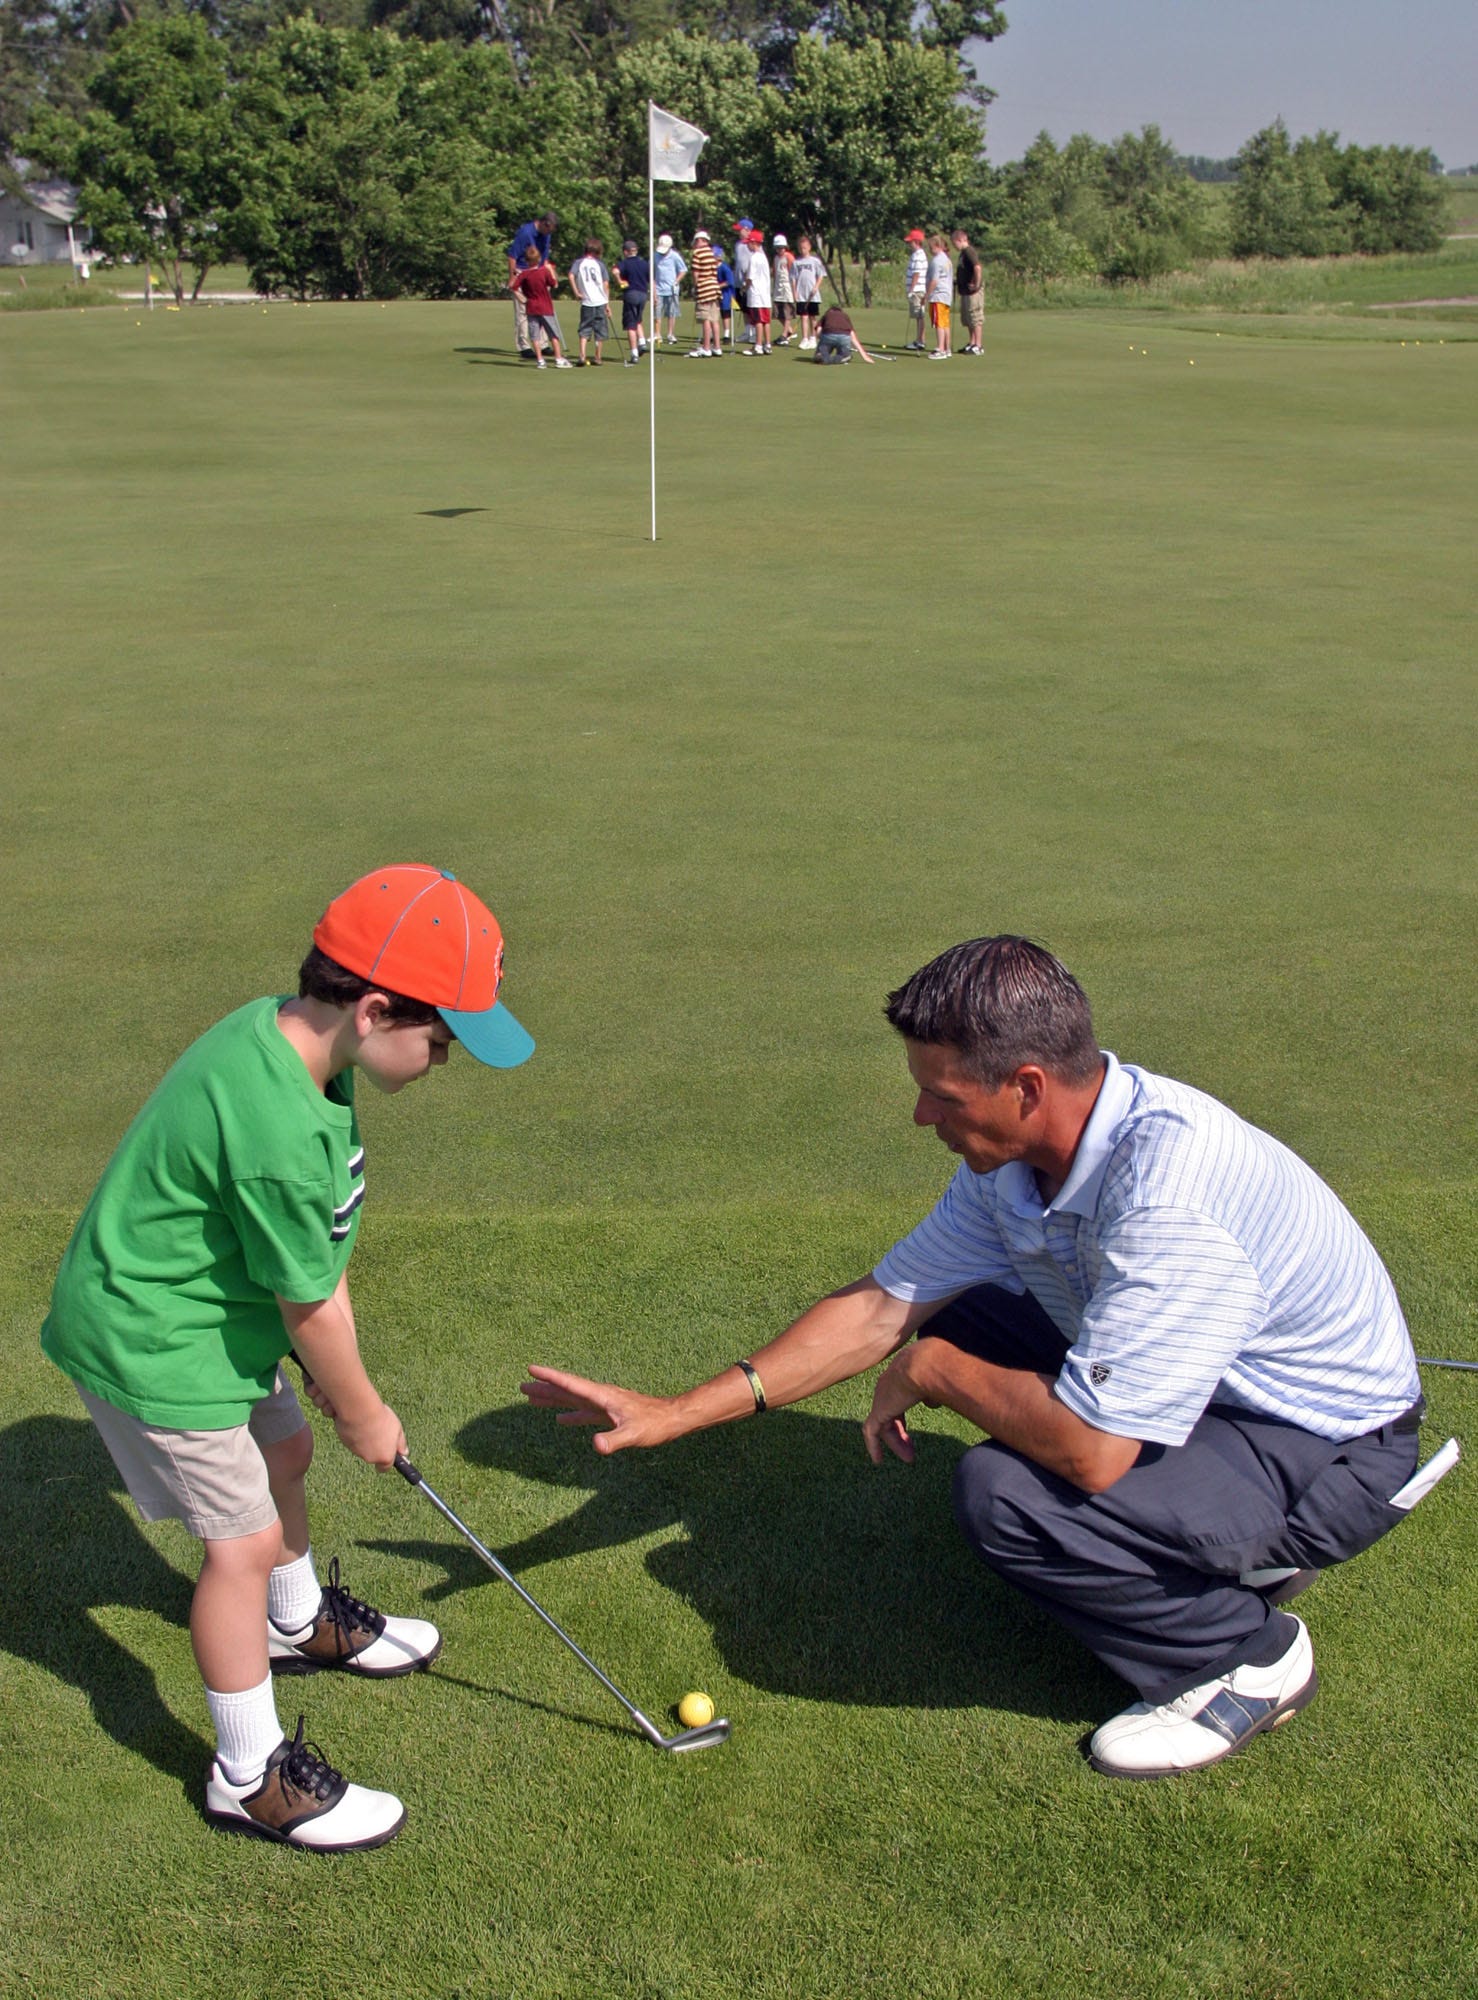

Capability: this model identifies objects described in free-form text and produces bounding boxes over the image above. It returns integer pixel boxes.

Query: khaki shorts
[697,301,721,324]
[76,1368,308,1540]
[962,293,984,329]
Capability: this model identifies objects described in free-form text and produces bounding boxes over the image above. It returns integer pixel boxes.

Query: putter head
[661,1717,732,1754]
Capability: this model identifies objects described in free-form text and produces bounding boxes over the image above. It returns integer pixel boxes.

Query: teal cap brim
[438,1000,535,1069]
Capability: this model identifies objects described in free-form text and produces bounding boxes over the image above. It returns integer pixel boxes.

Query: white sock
[208,1675,284,1784]
[267,1548,321,1635]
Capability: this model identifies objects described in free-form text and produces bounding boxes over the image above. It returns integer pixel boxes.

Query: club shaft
[396,1457,664,1743]
[1417,1356,1478,1372]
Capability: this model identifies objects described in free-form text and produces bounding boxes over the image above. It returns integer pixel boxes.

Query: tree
[1329,141,1444,254]
[604,30,762,240]
[986,131,1103,281]
[1,0,102,157]
[231,22,613,297]
[26,14,239,298]
[1230,121,1444,259]
[750,34,982,299]
[1229,120,1347,258]
[1093,124,1220,279]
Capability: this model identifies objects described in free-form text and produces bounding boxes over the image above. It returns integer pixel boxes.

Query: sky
[968,0,1478,168]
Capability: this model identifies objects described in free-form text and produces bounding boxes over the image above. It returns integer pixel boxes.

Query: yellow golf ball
[678,1691,715,1728]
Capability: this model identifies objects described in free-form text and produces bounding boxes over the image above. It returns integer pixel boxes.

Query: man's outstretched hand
[521,1366,677,1454]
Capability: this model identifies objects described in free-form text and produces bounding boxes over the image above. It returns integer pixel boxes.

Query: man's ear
[1014,1065,1049,1117]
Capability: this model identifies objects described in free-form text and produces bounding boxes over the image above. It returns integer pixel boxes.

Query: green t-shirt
[42,997,364,1428]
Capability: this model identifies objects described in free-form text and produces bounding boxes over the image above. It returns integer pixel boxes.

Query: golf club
[1416,1356,1478,1372]
[393,1453,732,1754]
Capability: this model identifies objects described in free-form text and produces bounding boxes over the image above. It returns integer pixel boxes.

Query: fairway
[4,298,1475,1999]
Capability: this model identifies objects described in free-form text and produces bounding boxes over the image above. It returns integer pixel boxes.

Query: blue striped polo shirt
[873,1053,1419,1446]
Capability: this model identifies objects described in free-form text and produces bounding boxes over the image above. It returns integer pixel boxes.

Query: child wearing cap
[614,240,649,363]
[40,867,534,1852]
[771,235,796,346]
[714,244,737,341]
[687,231,723,356]
[741,230,772,354]
[904,229,928,349]
[731,221,754,346]
[653,233,687,345]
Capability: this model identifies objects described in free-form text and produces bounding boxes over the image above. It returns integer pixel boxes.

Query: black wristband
[734,1359,767,1414]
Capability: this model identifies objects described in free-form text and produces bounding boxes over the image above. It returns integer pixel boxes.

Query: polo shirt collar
[995,1052,1133,1220]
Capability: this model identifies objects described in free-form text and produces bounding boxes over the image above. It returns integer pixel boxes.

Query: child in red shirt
[510,247,572,369]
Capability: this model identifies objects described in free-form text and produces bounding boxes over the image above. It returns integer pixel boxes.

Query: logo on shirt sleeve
[1089,1362,1112,1387]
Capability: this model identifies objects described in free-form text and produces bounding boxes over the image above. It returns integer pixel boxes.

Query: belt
[1391,1398,1426,1436]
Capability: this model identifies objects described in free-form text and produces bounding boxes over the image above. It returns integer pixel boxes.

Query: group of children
[903,227,985,359]
[509,218,984,369]
[509,221,838,367]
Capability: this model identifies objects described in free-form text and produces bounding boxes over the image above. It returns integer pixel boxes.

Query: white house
[2,172,90,265]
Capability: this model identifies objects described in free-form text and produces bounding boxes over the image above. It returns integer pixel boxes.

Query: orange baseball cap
[314,865,534,1069]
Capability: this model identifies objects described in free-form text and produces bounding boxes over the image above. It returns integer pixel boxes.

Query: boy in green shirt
[42,865,534,1851]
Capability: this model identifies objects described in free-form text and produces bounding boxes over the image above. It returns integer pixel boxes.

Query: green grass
[3,299,1475,1998]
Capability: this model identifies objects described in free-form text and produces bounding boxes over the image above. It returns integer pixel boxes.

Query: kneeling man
[524,937,1424,1776]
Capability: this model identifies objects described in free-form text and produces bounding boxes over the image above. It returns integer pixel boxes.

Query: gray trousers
[936,1287,1419,1703]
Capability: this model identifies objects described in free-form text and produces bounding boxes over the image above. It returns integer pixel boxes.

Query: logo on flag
[648,102,709,183]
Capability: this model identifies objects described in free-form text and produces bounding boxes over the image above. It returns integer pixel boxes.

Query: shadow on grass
[367,1403,1111,1725]
[454,346,542,368]
[0,1414,208,1801]
[425,1665,631,1743]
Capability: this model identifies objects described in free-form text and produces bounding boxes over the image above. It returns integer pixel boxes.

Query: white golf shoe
[269,1557,442,1678]
[1089,1617,1317,1778]
[206,1717,405,1850]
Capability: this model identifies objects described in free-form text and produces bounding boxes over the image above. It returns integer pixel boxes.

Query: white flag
[648,102,708,183]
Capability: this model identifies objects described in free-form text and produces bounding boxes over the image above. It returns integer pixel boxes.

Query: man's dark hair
[538,211,558,230]
[297,945,440,1027]
[885,937,1101,1090]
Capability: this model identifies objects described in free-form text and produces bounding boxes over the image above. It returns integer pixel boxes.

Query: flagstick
[648,174,657,543]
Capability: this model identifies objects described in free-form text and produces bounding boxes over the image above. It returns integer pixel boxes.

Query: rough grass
[0,278,123,310]
[3,297,1474,1999]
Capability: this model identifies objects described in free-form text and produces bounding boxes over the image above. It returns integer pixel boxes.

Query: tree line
[7,3,1448,302]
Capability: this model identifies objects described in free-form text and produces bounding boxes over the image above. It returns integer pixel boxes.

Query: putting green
[3,298,1474,2000]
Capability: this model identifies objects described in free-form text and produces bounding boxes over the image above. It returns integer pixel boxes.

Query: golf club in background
[393,1452,732,1755]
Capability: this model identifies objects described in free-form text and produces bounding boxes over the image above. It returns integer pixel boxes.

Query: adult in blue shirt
[507,211,557,360]
[523,936,1430,1780]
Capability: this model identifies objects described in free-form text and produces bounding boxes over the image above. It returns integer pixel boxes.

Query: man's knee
[952,1441,1053,1568]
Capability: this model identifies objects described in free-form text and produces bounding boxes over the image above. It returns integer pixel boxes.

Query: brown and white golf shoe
[268,1556,442,1677]
[205,1718,405,1850]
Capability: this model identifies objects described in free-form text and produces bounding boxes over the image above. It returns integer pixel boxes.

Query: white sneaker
[1089,1617,1317,1778]
[536,360,546,369]
[554,358,573,368]
[206,1717,405,1851]
[269,1558,442,1678]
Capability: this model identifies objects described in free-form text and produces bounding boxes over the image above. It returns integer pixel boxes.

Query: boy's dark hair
[586,238,603,256]
[885,937,1101,1090]
[298,945,440,1026]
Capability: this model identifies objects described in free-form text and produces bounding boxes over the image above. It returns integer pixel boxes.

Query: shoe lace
[278,1716,344,1805]
[319,1555,386,1656]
